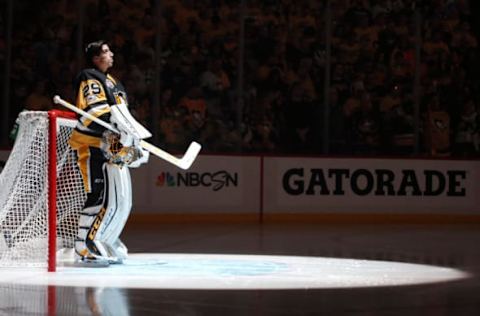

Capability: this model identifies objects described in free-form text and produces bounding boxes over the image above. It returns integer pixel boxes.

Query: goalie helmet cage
[0,110,86,272]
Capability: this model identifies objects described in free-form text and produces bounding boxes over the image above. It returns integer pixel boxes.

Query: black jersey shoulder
[74,68,107,85]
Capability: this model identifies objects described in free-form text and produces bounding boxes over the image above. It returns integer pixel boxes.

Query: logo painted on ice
[156,171,238,191]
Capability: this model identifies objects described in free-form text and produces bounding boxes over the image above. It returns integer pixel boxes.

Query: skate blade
[69,258,111,268]
[108,258,123,265]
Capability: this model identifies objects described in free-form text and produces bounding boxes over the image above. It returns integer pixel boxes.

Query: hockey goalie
[69,40,150,266]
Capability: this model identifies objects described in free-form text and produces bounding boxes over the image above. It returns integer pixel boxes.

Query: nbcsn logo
[155,171,238,191]
[156,172,176,187]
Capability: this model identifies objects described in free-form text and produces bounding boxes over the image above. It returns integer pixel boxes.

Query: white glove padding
[117,129,138,148]
[128,147,149,168]
[110,103,152,147]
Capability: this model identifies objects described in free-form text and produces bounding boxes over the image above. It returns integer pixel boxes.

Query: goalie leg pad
[98,164,132,245]
[75,204,108,260]
[74,164,132,263]
[111,239,128,260]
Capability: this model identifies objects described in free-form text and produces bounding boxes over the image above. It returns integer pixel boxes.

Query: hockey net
[0,111,86,271]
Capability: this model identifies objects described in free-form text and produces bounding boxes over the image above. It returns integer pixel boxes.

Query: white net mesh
[0,111,86,268]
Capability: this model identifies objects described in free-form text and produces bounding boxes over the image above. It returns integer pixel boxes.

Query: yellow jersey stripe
[81,107,111,127]
[69,130,103,148]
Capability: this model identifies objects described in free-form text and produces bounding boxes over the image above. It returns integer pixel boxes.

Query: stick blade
[178,142,202,170]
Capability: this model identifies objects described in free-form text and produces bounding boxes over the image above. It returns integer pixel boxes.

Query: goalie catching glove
[102,131,149,167]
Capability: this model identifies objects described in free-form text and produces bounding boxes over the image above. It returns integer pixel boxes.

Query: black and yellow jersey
[69,68,128,192]
[69,68,127,148]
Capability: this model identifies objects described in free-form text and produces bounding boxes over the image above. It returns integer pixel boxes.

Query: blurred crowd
[2,0,480,157]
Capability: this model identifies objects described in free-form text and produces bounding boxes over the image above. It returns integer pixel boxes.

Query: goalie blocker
[104,103,150,168]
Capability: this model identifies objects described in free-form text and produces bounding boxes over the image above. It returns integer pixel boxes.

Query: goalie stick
[53,95,201,170]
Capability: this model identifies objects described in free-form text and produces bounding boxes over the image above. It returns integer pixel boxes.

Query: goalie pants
[74,147,132,260]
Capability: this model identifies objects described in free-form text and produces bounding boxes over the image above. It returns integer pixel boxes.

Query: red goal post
[48,110,77,271]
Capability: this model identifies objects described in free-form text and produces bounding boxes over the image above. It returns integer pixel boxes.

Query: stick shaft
[53,96,119,133]
[52,95,200,169]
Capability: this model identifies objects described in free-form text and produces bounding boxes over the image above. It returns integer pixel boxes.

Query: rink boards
[1,150,479,220]
[130,154,480,218]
